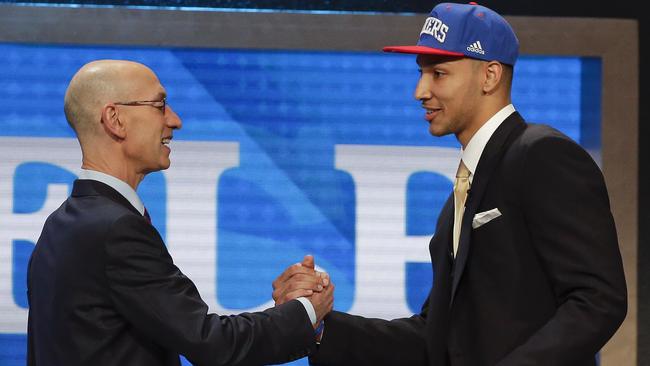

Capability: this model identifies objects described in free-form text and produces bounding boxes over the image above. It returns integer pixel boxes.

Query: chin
[428,126,448,137]
[147,160,171,173]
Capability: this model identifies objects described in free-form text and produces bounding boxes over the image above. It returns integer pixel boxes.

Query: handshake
[272,255,334,330]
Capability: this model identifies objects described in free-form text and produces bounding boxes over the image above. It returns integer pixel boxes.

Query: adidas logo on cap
[467,41,485,55]
[382,3,519,65]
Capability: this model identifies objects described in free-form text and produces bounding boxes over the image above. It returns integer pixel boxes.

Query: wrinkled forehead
[107,67,167,101]
[120,65,166,99]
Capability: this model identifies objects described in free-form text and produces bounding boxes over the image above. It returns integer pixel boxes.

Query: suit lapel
[449,112,526,304]
[426,193,455,359]
[430,193,455,263]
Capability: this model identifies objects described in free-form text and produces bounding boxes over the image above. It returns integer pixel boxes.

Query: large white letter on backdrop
[336,144,457,319]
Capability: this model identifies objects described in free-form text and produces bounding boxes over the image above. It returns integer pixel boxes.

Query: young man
[273,2,627,365]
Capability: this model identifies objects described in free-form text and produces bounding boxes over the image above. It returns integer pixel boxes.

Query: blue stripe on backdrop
[0,0,431,13]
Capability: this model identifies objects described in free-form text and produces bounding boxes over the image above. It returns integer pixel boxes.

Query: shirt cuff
[296,297,317,325]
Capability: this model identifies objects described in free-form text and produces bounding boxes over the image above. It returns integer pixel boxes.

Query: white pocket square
[472,208,502,229]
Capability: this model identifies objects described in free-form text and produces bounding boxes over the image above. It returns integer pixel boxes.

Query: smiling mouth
[161,136,172,145]
[424,107,441,121]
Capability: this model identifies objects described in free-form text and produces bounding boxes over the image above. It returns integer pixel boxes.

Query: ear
[482,61,503,95]
[100,103,126,140]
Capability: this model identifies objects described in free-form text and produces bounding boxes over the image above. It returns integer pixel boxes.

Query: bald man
[26,60,333,366]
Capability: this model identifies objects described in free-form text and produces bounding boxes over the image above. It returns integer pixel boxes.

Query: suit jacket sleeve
[103,214,316,366]
[309,296,429,366]
[497,133,627,365]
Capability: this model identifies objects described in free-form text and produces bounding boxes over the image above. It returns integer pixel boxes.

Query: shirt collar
[461,104,516,183]
[78,169,145,215]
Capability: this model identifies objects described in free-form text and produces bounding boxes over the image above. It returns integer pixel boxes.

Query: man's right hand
[272,255,334,324]
[309,278,334,325]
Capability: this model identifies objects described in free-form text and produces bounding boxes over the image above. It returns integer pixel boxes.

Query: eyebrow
[151,91,166,101]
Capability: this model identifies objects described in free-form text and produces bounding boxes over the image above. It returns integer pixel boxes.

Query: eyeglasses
[114,98,166,113]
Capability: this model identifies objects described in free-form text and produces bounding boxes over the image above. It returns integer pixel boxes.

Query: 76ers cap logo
[383,2,519,66]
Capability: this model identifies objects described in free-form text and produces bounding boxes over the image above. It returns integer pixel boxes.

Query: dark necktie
[143,208,152,225]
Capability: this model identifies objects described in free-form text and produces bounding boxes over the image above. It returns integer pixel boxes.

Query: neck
[81,154,144,191]
[457,100,511,148]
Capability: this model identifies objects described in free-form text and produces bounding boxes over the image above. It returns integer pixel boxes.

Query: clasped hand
[272,255,334,328]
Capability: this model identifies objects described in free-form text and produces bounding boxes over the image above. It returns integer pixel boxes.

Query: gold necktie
[453,161,470,257]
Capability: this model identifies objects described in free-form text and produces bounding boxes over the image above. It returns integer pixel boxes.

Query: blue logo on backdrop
[0,43,599,366]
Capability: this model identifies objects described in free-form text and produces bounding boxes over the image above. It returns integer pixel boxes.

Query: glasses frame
[114,98,166,113]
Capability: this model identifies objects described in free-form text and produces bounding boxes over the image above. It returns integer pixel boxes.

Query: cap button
[469,2,478,4]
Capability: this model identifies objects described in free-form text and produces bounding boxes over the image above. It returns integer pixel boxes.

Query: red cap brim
[382,45,465,57]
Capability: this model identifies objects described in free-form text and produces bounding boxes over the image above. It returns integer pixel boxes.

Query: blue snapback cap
[383,2,519,65]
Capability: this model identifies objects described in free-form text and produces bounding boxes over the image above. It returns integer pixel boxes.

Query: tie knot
[456,160,470,179]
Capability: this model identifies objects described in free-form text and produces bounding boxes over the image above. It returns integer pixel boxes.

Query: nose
[414,73,432,101]
[165,105,182,130]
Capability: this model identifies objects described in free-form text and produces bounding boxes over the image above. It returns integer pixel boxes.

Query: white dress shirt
[77,168,318,326]
[461,104,516,183]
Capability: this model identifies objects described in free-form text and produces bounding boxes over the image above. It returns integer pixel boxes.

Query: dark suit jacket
[310,112,627,366]
[27,179,315,366]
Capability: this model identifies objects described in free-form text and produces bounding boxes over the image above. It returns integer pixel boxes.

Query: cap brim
[382,45,465,57]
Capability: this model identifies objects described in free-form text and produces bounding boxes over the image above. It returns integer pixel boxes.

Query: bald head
[63,60,159,140]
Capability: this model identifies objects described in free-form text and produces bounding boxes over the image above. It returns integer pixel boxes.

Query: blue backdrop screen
[0,43,601,365]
